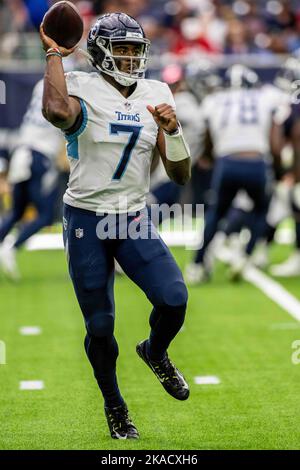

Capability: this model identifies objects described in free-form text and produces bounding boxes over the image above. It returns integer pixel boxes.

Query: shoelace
[108,408,131,432]
[153,355,179,382]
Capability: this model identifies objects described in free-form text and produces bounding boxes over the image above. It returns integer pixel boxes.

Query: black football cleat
[136,340,190,401]
[104,403,139,439]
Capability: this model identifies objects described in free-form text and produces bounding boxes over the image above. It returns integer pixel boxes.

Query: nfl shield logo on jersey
[124,101,132,111]
[75,228,84,239]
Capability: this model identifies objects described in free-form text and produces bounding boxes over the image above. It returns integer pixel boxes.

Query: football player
[185,65,277,283]
[218,63,293,269]
[40,13,191,439]
[269,57,300,276]
[0,79,64,279]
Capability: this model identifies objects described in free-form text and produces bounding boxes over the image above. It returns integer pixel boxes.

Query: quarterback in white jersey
[40,12,191,440]
[63,70,176,213]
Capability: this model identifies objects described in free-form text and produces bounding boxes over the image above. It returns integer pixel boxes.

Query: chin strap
[114,74,137,87]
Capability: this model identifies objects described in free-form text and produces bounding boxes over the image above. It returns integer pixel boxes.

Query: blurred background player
[210,60,292,270]
[269,57,300,276]
[185,64,279,284]
[183,60,222,210]
[217,57,300,275]
[0,78,64,279]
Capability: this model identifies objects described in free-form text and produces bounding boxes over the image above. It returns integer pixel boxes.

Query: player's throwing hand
[39,24,77,56]
[147,103,178,133]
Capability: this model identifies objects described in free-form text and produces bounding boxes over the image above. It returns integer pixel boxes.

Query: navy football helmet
[224,64,259,89]
[87,13,150,86]
[185,59,222,102]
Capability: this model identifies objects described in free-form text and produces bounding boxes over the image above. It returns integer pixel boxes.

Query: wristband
[46,47,61,55]
[164,127,180,136]
[163,123,190,162]
[46,47,62,59]
[46,52,62,59]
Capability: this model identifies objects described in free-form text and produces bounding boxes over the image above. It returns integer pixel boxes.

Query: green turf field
[0,245,300,450]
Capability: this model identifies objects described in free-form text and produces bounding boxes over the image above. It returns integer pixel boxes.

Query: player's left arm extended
[148,104,191,185]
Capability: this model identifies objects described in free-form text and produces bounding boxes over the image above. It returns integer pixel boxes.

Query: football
[42,1,84,49]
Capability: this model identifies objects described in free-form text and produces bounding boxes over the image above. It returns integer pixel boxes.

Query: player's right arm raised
[148,104,191,185]
[40,24,81,130]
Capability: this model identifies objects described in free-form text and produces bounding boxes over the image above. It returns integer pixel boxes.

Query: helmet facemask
[94,36,150,86]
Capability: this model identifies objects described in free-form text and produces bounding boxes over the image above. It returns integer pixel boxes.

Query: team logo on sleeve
[75,228,84,239]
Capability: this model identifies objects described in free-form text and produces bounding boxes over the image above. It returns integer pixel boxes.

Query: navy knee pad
[162,280,188,309]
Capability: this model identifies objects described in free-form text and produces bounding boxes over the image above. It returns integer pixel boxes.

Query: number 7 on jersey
[109,123,143,180]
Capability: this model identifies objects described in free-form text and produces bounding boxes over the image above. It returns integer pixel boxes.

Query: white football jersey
[18,79,64,160]
[201,87,283,158]
[63,71,176,213]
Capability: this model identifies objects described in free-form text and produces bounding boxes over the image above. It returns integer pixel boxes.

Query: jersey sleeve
[65,71,86,100]
[161,82,176,109]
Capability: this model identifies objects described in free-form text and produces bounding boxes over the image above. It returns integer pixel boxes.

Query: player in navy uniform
[40,13,191,439]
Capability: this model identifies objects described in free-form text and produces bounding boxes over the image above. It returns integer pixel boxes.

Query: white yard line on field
[19,381,44,390]
[194,376,221,385]
[243,266,300,322]
[19,326,42,336]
